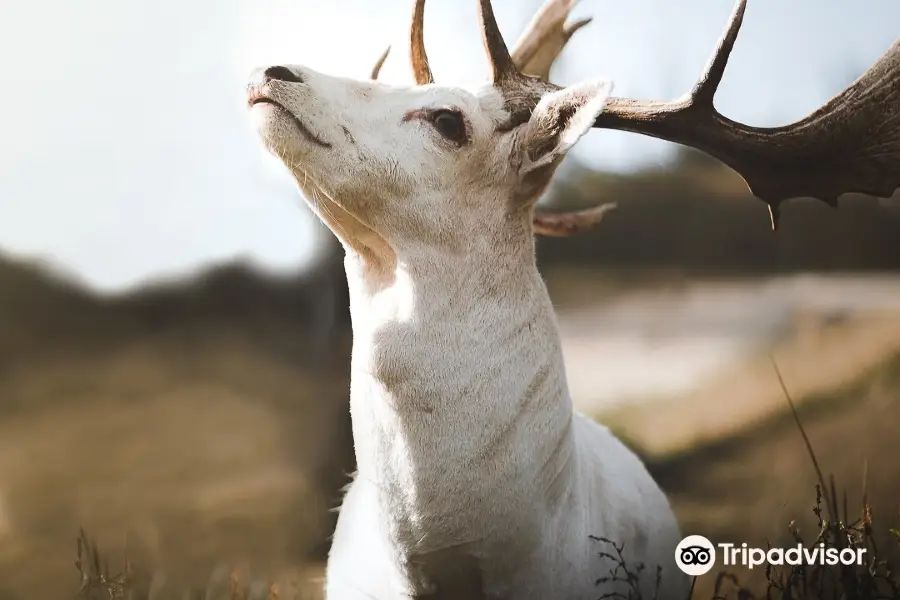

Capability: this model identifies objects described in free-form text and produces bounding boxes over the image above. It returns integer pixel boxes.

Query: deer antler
[370,46,391,80]
[476,0,519,83]
[501,0,620,237]
[410,0,434,84]
[400,0,898,236]
[478,0,610,235]
[590,0,900,230]
[371,0,433,85]
[532,203,617,236]
[510,0,592,80]
[491,0,900,235]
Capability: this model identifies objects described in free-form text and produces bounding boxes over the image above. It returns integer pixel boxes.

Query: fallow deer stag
[245,0,899,598]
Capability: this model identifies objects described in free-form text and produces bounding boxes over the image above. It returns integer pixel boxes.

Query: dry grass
[648,351,900,599]
[64,353,900,600]
[1,255,897,600]
[0,335,351,600]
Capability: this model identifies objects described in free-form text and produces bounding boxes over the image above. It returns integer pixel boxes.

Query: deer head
[247,0,900,257]
[246,0,620,267]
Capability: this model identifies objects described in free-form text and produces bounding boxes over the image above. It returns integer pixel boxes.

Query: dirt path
[600,311,900,456]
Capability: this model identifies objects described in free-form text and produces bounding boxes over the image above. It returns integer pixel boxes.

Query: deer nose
[263,65,304,84]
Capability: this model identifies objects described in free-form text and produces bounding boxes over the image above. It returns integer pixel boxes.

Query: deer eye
[429,109,468,145]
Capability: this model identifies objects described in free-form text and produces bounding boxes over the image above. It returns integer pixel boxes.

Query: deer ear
[519,79,613,175]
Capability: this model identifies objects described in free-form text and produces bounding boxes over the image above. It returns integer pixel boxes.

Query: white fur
[246,62,689,599]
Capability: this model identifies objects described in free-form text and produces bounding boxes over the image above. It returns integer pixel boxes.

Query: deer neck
[341,226,576,554]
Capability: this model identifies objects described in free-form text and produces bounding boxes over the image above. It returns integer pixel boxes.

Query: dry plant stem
[769,355,837,524]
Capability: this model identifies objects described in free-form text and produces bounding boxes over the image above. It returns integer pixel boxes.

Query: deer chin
[250,99,333,159]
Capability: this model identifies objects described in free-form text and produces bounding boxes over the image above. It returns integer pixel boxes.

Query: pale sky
[0,0,896,292]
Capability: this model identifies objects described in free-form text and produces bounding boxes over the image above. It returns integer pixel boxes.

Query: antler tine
[477,0,518,82]
[370,46,391,80]
[532,203,617,236]
[510,0,593,80]
[690,0,746,106]
[410,0,434,84]
[586,0,900,231]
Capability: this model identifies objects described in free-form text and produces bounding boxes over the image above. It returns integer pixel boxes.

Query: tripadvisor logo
[719,542,867,570]
[675,535,716,576]
[675,535,867,577]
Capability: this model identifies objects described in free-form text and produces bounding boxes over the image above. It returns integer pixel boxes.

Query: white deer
[245,0,900,597]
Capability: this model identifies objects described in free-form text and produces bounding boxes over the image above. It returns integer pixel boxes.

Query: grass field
[0,257,897,599]
[62,349,900,599]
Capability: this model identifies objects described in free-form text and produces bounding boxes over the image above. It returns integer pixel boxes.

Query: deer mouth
[248,94,332,149]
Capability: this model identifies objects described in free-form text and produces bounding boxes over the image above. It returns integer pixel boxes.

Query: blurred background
[1,0,899,597]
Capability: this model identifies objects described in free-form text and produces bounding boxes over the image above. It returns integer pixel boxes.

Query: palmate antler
[510,0,592,81]
[592,2,900,230]
[379,0,900,234]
